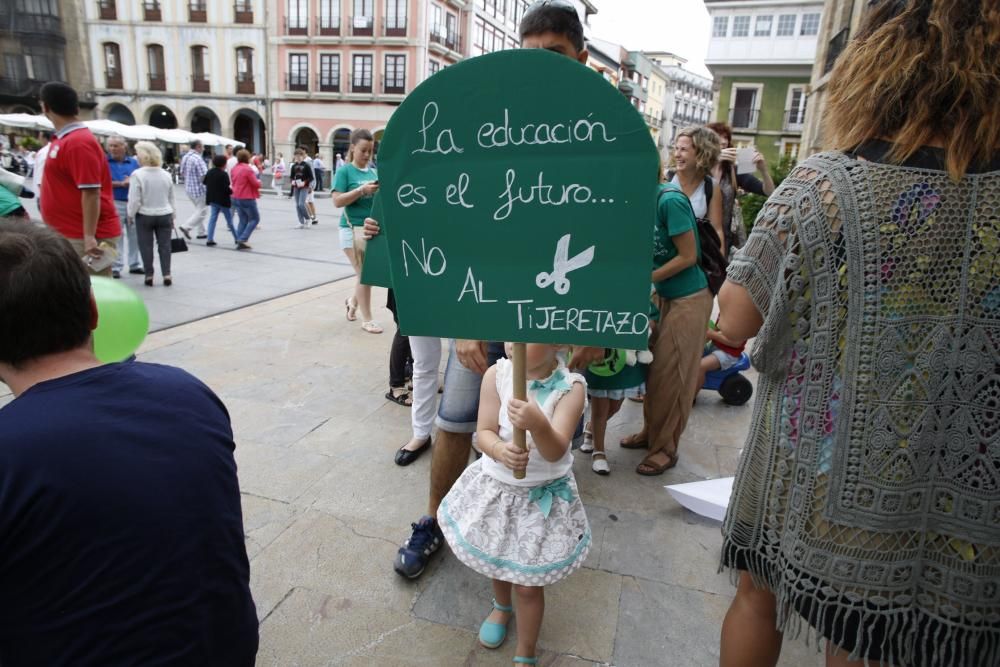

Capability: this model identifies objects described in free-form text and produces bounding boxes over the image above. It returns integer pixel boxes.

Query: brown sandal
[636,452,677,476]
[620,433,648,449]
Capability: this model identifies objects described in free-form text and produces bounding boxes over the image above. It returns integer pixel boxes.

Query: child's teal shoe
[513,658,538,665]
[478,598,513,649]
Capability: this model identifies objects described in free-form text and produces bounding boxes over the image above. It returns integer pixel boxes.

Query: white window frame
[776,14,796,37]
[385,0,406,30]
[800,12,820,36]
[730,82,763,130]
[712,15,728,38]
[288,51,309,90]
[732,15,750,37]
[383,52,406,92]
[319,0,340,30]
[287,0,307,30]
[319,51,341,91]
[351,51,374,92]
[785,84,807,129]
[754,14,773,37]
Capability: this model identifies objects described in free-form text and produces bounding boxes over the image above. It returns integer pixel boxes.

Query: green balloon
[90,277,149,363]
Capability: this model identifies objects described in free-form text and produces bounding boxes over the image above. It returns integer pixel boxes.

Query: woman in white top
[127,141,176,286]
[670,125,724,255]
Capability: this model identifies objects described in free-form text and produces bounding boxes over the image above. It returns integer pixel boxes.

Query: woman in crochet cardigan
[716,1,1000,665]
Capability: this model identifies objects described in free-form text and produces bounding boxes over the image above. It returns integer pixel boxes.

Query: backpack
[661,176,728,295]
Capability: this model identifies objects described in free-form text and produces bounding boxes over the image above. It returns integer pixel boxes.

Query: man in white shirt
[312,154,325,191]
[224,145,238,173]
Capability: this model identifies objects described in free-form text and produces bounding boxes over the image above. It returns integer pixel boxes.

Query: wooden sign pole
[512,342,527,480]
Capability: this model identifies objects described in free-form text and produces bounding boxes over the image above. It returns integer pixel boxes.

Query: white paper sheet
[665,477,735,522]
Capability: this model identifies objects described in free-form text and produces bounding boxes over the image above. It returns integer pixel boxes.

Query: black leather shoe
[394,438,431,466]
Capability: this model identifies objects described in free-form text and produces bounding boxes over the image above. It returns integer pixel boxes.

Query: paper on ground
[665,477,734,522]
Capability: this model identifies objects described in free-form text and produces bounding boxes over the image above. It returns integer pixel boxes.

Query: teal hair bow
[528,373,572,406]
[528,477,575,518]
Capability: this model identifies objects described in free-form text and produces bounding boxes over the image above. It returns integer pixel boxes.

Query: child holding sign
[438,343,589,666]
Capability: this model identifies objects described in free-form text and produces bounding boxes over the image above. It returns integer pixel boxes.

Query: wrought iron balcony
[351,15,373,36]
[351,78,372,93]
[318,15,340,35]
[104,70,123,89]
[383,81,405,94]
[97,0,116,20]
[285,17,307,35]
[233,2,253,23]
[317,73,339,92]
[383,16,407,37]
[192,75,210,93]
[236,74,255,94]
[783,109,805,132]
[0,76,44,97]
[143,1,161,21]
[188,2,206,22]
[148,74,165,91]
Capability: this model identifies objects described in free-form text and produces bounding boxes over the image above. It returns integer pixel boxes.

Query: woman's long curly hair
[824,0,1000,179]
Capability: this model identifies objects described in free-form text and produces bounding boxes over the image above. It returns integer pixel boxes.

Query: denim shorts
[435,340,506,433]
[338,225,354,249]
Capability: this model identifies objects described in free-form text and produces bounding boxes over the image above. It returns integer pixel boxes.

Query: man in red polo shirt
[39,82,121,276]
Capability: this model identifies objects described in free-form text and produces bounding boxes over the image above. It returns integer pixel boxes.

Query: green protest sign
[378,49,659,348]
[360,194,391,287]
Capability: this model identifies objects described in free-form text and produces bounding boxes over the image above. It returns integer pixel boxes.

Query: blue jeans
[207,204,236,242]
[233,198,260,243]
[435,340,507,433]
[292,188,310,225]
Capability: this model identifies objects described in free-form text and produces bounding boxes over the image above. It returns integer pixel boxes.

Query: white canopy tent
[194,132,245,148]
[0,113,53,132]
[0,114,243,147]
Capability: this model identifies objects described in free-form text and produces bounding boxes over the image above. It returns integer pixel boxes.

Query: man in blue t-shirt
[106,134,142,278]
[0,220,258,666]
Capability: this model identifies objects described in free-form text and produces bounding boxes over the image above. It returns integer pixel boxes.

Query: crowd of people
[0,0,997,666]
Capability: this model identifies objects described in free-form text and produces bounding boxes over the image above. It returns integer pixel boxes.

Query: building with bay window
[704,0,822,164]
[1,0,93,115]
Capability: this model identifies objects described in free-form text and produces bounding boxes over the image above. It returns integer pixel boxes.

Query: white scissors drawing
[535,234,595,296]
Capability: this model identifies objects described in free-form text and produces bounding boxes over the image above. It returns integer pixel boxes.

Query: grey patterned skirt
[437,459,591,586]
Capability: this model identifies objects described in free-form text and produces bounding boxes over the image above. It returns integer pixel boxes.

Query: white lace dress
[437,359,591,586]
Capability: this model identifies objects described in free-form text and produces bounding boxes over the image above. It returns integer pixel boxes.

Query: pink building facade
[271,0,471,165]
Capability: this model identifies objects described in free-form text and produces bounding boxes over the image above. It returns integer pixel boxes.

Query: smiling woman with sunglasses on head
[716,1,1000,666]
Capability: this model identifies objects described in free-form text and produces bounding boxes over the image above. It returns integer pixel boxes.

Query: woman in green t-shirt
[332,129,381,333]
[619,164,714,475]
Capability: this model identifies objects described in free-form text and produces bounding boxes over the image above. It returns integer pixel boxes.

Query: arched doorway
[189,107,221,135]
[148,105,177,129]
[105,103,135,125]
[332,128,351,164]
[294,127,319,156]
[233,109,265,154]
